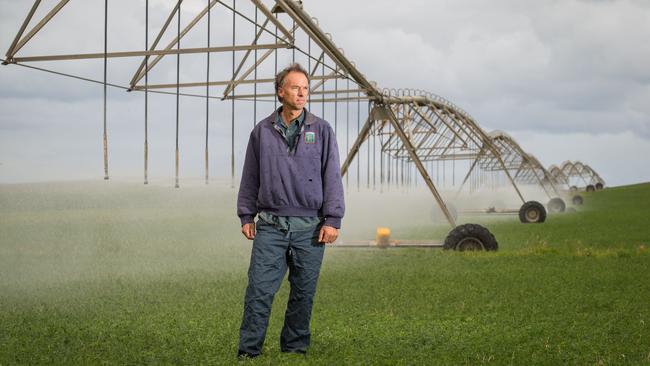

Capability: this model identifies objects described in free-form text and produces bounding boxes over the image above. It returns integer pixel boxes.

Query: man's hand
[241,222,256,240]
[318,225,339,244]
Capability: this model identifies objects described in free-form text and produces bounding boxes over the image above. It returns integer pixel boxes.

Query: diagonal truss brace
[4,0,70,63]
[342,104,457,228]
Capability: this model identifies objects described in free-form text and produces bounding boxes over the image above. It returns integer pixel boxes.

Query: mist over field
[2,179,650,364]
[0,181,237,287]
[0,178,573,290]
[0,179,453,289]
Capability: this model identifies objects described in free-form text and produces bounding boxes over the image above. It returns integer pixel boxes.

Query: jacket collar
[265,107,317,126]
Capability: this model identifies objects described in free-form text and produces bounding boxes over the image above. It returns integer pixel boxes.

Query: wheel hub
[526,208,540,222]
[456,237,484,251]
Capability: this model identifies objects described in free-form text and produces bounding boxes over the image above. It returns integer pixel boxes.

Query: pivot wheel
[443,223,498,251]
[595,183,604,190]
[519,201,547,223]
[547,197,566,213]
[570,185,578,192]
[572,195,583,205]
[586,185,595,192]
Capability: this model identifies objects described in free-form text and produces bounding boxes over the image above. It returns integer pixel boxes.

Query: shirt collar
[275,107,305,130]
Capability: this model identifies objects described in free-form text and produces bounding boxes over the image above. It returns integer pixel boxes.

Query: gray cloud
[1,0,649,185]
[307,0,650,138]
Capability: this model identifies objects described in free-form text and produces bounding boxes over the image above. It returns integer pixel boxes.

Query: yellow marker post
[376,227,391,248]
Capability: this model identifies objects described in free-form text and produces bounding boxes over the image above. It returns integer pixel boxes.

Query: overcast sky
[0,0,649,187]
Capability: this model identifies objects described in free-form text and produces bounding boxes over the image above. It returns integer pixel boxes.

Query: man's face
[278,71,309,111]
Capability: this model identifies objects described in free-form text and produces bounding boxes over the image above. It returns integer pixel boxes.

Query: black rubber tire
[595,183,604,190]
[586,185,595,192]
[547,197,566,213]
[443,223,498,251]
[570,185,578,192]
[519,201,547,223]
[572,195,583,205]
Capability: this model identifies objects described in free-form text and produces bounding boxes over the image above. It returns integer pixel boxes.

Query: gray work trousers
[238,219,325,355]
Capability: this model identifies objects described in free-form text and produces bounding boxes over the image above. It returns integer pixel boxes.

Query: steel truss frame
[455,130,563,201]
[2,0,586,233]
[553,161,605,189]
[341,90,527,208]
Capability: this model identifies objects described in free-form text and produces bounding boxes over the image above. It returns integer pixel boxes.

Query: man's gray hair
[275,63,310,103]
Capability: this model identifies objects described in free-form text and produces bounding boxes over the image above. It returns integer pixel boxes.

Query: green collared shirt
[260,107,321,232]
[275,108,305,153]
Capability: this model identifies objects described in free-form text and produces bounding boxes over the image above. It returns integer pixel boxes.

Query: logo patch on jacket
[305,131,316,144]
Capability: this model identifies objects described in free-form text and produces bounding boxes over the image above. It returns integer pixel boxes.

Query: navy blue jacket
[237,109,345,229]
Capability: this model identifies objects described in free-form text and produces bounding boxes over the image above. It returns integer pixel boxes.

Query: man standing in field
[236,63,345,358]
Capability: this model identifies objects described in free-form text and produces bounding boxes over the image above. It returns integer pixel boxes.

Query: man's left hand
[318,225,339,244]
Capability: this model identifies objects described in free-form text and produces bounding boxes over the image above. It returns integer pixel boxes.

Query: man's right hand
[241,222,256,240]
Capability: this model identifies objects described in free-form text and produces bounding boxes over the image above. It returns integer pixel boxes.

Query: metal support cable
[307,37,311,112]
[453,155,455,186]
[274,18,277,111]
[401,159,409,192]
[144,0,149,185]
[103,0,109,180]
[345,77,349,188]
[391,150,395,190]
[400,159,409,191]
[334,65,338,134]
[0,58,241,101]
[387,120,391,188]
[414,162,418,188]
[470,161,474,193]
[415,163,418,188]
[443,159,446,188]
[401,157,404,188]
[356,90,360,191]
[379,115,384,193]
[407,161,410,189]
[205,0,211,184]
[175,3,181,189]
[372,102,376,190]
[231,0,236,188]
[253,7,257,127]
[399,159,406,186]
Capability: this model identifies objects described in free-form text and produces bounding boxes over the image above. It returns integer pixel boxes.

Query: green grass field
[1,181,649,365]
